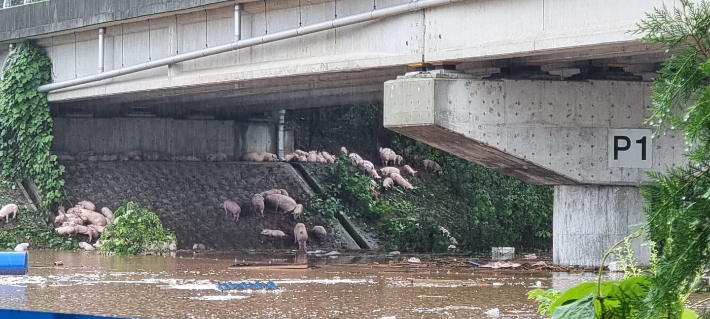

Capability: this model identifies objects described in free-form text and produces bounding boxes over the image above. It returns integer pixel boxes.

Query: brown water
[0,251,703,319]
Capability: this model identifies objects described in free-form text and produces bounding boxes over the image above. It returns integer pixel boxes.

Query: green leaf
[551,295,596,319]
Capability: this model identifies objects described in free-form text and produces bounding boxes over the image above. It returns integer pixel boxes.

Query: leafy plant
[528,289,563,316]
[0,42,64,208]
[100,202,176,255]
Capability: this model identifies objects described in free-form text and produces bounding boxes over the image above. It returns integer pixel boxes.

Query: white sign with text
[608,129,653,169]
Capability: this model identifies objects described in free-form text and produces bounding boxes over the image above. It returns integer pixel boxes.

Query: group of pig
[56,150,231,163]
[222,188,329,250]
[221,188,305,223]
[261,223,327,251]
[344,147,426,192]
[283,150,337,163]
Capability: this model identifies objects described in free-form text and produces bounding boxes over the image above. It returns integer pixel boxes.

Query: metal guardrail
[2,0,45,9]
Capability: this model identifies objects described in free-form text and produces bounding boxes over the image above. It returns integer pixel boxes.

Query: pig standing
[101,207,114,223]
[395,155,404,166]
[403,165,417,176]
[14,243,29,252]
[390,173,414,191]
[349,153,363,165]
[366,168,381,180]
[292,204,304,219]
[340,147,348,155]
[0,204,18,223]
[55,226,76,236]
[380,167,400,177]
[221,200,241,222]
[423,159,442,174]
[382,177,394,190]
[252,194,265,218]
[79,209,108,226]
[294,223,308,251]
[312,226,327,239]
[264,194,298,215]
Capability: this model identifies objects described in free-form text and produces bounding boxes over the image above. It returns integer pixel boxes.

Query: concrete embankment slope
[61,161,356,250]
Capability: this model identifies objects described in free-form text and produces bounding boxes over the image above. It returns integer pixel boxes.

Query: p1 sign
[608,129,652,168]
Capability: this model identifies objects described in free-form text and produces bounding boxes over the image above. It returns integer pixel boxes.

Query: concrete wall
[384,75,685,185]
[553,185,647,267]
[51,117,283,158]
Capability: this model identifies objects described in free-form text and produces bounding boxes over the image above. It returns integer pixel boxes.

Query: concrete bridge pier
[553,185,646,267]
[383,71,684,267]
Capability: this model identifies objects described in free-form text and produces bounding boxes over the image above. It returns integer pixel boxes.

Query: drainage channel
[289,163,376,250]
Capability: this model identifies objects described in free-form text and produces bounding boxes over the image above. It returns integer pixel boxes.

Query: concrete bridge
[0,0,685,267]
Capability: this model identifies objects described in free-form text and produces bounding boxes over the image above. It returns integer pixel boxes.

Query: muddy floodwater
[0,251,705,318]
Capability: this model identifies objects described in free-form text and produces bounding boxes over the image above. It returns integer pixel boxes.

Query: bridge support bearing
[383,72,683,267]
[553,185,647,267]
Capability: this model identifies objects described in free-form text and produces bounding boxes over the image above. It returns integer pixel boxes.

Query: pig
[243,152,265,162]
[88,224,104,234]
[55,226,77,236]
[168,242,177,251]
[307,152,318,163]
[312,226,327,239]
[366,168,381,180]
[423,159,442,174]
[221,200,241,222]
[119,154,131,161]
[285,153,296,162]
[298,155,308,162]
[75,151,94,161]
[320,151,334,163]
[395,155,404,166]
[14,243,29,252]
[79,242,95,251]
[75,225,98,242]
[252,194,265,218]
[390,173,413,191]
[359,160,375,171]
[56,154,75,161]
[207,153,227,162]
[77,201,96,211]
[100,155,113,162]
[260,189,283,198]
[340,146,348,155]
[79,209,108,226]
[260,229,286,237]
[349,153,363,165]
[100,207,114,223]
[379,148,397,166]
[295,150,308,156]
[382,177,394,190]
[0,204,18,223]
[263,152,279,162]
[185,155,201,162]
[88,155,100,162]
[403,165,417,176]
[192,244,206,250]
[54,206,67,224]
[316,154,327,163]
[264,194,298,215]
[143,152,161,161]
[294,223,308,251]
[126,150,143,161]
[380,167,400,177]
[292,204,304,219]
[279,189,290,197]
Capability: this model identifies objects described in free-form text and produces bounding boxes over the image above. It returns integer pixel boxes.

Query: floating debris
[216,281,279,291]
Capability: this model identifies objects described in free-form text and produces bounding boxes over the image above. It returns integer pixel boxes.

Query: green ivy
[100,202,176,255]
[0,42,64,208]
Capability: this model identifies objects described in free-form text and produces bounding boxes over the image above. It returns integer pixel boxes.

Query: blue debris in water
[216,281,279,291]
[467,259,482,267]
